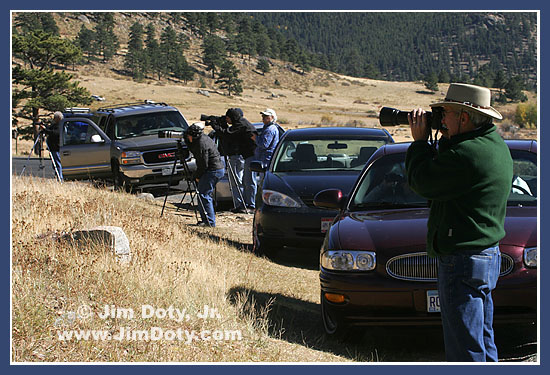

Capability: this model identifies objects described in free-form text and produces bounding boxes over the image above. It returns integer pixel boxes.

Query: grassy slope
[12,176,349,362]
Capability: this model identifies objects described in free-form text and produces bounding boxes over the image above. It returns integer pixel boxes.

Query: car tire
[112,161,133,193]
[252,215,278,257]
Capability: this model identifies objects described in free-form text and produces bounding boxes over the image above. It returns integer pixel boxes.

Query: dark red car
[314,140,537,335]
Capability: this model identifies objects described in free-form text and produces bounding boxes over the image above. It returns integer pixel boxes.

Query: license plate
[162,167,176,176]
[321,218,333,233]
[427,290,441,313]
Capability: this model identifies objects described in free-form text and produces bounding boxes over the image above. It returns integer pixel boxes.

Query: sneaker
[230,207,247,214]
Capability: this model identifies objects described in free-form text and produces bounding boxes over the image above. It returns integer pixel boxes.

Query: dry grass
[11,176,346,363]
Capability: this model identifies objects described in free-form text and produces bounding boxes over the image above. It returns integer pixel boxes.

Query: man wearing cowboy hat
[405,83,513,362]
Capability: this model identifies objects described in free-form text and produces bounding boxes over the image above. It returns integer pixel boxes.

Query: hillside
[11,11,538,152]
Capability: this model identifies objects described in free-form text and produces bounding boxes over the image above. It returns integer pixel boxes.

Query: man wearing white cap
[256,108,282,169]
[405,83,513,362]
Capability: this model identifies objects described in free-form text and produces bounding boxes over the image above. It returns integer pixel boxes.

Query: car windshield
[349,153,427,210]
[271,138,387,172]
[114,111,187,140]
[349,149,538,211]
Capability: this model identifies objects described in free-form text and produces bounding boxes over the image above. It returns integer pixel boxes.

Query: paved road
[13,156,59,180]
[12,156,196,207]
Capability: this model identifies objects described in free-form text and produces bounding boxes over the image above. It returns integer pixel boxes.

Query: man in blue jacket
[255,108,281,168]
[406,83,513,362]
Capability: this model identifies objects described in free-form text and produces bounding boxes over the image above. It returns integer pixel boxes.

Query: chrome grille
[386,252,514,282]
[142,147,188,164]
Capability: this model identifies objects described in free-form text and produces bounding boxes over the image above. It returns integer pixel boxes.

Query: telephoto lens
[379,107,443,130]
[158,130,185,139]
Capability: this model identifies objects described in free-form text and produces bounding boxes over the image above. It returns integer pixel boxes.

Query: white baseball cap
[260,108,277,120]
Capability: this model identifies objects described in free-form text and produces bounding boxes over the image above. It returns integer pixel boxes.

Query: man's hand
[408,108,429,141]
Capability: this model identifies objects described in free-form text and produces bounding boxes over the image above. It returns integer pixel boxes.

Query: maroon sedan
[314,140,537,335]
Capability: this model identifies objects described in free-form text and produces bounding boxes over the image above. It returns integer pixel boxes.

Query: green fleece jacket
[405,125,513,257]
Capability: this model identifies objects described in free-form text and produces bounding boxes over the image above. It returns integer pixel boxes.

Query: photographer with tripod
[39,111,64,181]
[208,108,258,214]
[184,123,225,227]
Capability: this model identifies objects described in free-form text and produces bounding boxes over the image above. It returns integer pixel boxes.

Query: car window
[63,121,101,146]
[509,149,537,206]
[114,111,188,140]
[349,148,538,210]
[271,138,387,172]
[350,153,427,210]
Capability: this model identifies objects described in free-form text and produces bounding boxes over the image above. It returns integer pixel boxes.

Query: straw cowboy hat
[430,83,502,120]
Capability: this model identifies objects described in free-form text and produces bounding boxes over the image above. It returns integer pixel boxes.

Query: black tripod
[160,139,211,226]
[19,131,62,182]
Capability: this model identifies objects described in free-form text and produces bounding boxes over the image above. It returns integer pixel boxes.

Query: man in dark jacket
[185,123,225,227]
[406,83,513,362]
[211,108,258,213]
[40,111,64,181]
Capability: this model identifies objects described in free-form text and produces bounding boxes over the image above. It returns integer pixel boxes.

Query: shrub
[515,103,537,128]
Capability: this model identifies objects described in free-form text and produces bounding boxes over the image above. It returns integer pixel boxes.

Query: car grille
[385,252,514,282]
[142,148,189,165]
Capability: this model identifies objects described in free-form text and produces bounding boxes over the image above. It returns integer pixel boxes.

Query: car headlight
[321,250,376,271]
[523,247,537,268]
[121,151,142,165]
[262,189,301,208]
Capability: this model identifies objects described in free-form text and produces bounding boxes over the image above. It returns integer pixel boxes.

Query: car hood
[335,206,537,250]
[116,135,181,151]
[268,171,359,200]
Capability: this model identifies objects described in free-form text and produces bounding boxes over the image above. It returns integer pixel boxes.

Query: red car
[314,140,537,335]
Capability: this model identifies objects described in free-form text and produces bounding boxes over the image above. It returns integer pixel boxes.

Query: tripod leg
[44,141,62,182]
[161,157,179,217]
[19,134,45,177]
[226,156,249,213]
[223,155,238,210]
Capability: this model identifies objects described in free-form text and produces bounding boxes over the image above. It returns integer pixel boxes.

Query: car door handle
[62,151,71,156]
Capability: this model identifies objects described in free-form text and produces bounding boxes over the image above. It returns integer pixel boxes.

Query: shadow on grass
[227,285,537,363]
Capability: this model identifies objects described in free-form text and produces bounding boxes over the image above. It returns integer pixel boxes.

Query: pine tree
[424,72,439,92]
[202,34,225,78]
[76,25,96,62]
[215,59,242,96]
[505,76,527,102]
[175,56,195,84]
[13,12,59,36]
[12,30,91,139]
[256,58,270,75]
[94,13,119,62]
[160,26,179,76]
[125,22,145,79]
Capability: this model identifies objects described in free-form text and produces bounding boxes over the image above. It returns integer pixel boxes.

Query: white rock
[71,226,131,263]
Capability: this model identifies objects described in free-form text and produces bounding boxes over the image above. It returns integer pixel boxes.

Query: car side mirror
[91,134,104,143]
[314,189,345,210]
[249,160,266,173]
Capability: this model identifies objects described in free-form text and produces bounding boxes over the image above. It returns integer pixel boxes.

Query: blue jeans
[437,246,501,362]
[197,168,225,226]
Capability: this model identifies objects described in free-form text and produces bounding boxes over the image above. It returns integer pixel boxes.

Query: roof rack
[97,100,168,112]
[64,107,90,113]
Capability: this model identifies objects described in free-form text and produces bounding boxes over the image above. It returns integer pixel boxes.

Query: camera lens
[379,107,442,130]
